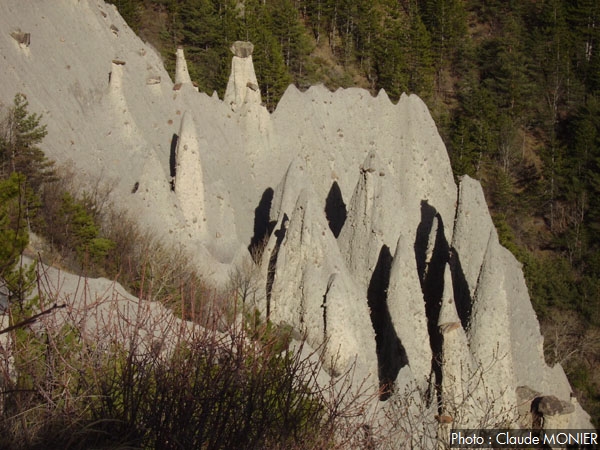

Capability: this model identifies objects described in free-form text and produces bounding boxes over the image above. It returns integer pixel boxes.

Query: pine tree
[0,174,29,282]
[242,0,291,110]
[304,0,335,46]
[449,85,498,177]
[0,93,55,234]
[352,1,381,89]
[418,0,466,76]
[405,3,435,98]
[270,0,314,84]
[58,193,115,265]
[567,0,600,95]
[106,0,142,32]
[374,2,409,100]
[529,0,572,129]
[0,93,54,192]
[178,0,228,94]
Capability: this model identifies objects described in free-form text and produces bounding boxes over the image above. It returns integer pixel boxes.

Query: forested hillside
[108,0,600,424]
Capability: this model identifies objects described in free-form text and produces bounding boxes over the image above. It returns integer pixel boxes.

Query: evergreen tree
[449,85,498,177]
[270,0,314,84]
[374,2,409,100]
[242,0,291,110]
[567,0,600,95]
[304,0,335,45]
[418,0,466,75]
[568,99,600,238]
[479,14,531,116]
[529,0,572,129]
[58,193,115,266]
[0,174,29,283]
[528,0,573,230]
[352,1,381,89]
[0,93,54,193]
[0,93,55,234]
[179,0,229,94]
[405,2,435,98]
[106,0,142,32]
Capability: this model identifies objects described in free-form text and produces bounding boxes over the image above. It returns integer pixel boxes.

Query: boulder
[230,41,254,58]
[535,395,575,417]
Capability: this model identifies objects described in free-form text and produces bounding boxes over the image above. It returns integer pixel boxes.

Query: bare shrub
[0,261,380,450]
[377,349,519,450]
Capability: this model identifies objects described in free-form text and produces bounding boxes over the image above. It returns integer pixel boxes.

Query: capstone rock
[230,40,254,58]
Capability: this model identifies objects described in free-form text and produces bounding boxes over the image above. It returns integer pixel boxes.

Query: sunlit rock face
[0,1,592,446]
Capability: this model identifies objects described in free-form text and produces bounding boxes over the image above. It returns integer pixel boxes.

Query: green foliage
[0,93,53,192]
[271,0,314,83]
[0,95,51,310]
[567,360,600,428]
[374,8,409,100]
[242,0,292,110]
[418,0,467,71]
[0,174,28,276]
[370,1,435,101]
[179,0,230,94]
[57,192,115,267]
[106,0,142,31]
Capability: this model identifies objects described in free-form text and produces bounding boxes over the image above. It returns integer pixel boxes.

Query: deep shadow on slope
[325,181,346,238]
[414,201,446,410]
[414,200,472,411]
[368,245,408,401]
[449,249,472,330]
[249,188,276,262]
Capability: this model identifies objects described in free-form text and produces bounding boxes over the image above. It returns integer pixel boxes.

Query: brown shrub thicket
[0,262,378,450]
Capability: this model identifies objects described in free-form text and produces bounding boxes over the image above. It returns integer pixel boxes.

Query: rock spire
[175,46,193,86]
[173,111,206,236]
[224,41,261,111]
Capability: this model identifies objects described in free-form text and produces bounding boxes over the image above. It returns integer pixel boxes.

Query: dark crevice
[322,274,336,343]
[169,133,178,191]
[449,249,472,331]
[265,214,288,320]
[248,188,276,262]
[325,181,347,238]
[368,245,408,401]
[414,200,448,412]
[169,133,178,177]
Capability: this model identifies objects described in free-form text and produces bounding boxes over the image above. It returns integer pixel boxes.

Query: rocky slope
[0,0,592,444]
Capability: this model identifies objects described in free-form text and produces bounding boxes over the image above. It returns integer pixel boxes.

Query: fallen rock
[535,395,575,417]
[516,385,541,428]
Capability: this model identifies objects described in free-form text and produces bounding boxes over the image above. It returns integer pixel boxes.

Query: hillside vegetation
[106,0,600,424]
[0,94,376,449]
